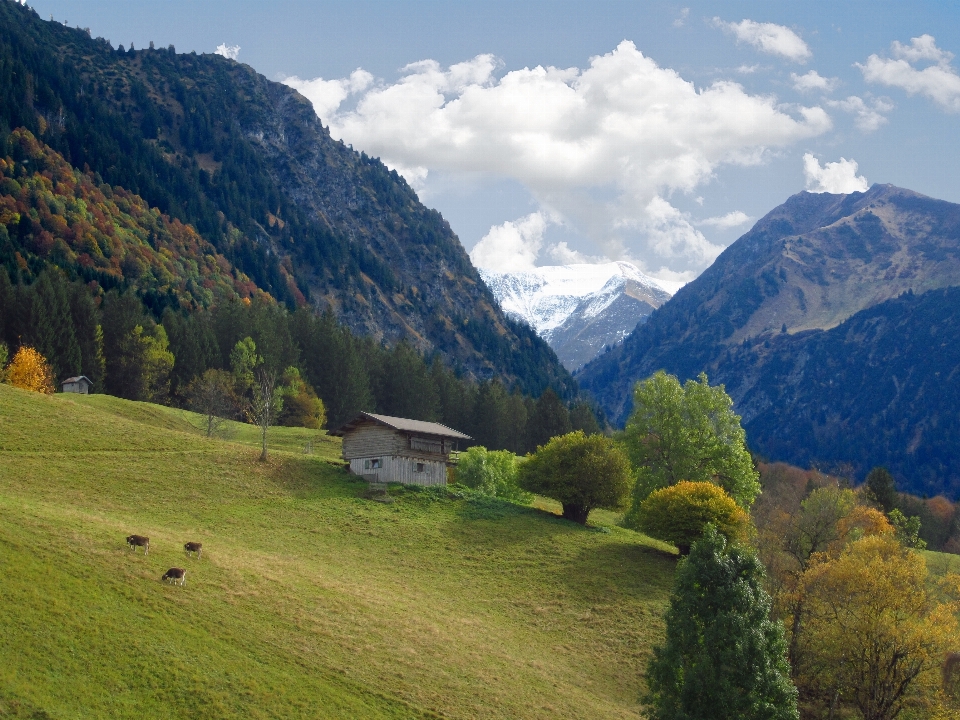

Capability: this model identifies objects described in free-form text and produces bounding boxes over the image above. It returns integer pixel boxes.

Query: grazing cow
[183,541,202,559]
[162,567,186,586]
[126,534,149,555]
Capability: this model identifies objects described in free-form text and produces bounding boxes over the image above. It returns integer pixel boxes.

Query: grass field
[0,384,677,719]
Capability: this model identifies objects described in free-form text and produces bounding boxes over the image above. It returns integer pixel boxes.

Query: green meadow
[0,384,677,719]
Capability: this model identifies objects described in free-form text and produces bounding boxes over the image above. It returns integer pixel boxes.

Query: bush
[454,446,531,503]
[518,431,633,524]
[630,481,749,554]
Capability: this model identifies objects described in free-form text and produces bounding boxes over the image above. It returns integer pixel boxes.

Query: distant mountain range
[0,1,574,398]
[479,262,673,370]
[578,184,960,498]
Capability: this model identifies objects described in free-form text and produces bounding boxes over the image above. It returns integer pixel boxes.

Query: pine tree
[644,526,798,720]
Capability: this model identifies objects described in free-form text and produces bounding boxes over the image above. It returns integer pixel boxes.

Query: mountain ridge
[0,1,574,397]
[578,184,960,496]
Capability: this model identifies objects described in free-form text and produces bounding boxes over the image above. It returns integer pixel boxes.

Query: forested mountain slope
[0,0,573,397]
[579,185,960,496]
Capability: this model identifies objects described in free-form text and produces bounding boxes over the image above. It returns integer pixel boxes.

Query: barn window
[364,458,382,470]
[415,462,425,473]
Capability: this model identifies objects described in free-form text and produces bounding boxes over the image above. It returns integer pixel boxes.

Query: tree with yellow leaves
[5,346,56,394]
[798,535,959,720]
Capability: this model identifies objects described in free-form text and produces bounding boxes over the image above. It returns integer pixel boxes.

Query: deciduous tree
[5,346,55,394]
[621,371,759,509]
[799,535,958,720]
[632,481,749,554]
[186,368,237,437]
[518,430,632,524]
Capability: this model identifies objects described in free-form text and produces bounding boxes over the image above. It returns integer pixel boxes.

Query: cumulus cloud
[214,43,240,61]
[715,18,811,63]
[285,41,829,275]
[283,69,374,122]
[674,8,690,28]
[827,95,893,132]
[699,210,752,229]
[792,70,838,92]
[859,35,960,112]
[469,212,547,272]
[803,154,869,194]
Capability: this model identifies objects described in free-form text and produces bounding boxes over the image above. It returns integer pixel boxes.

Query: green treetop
[621,371,759,511]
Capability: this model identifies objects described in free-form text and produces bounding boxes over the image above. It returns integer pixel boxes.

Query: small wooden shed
[330,412,471,487]
[62,375,92,394]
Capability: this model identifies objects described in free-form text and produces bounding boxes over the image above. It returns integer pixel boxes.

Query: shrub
[455,446,531,503]
[631,480,749,554]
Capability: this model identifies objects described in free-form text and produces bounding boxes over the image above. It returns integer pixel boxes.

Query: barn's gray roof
[62,376,92,384]
[330,412,472,440]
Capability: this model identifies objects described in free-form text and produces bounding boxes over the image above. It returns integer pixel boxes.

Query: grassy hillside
[0,384,675,719]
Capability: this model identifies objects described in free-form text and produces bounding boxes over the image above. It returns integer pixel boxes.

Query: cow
[162,567,186,586]
[183,541,202,559]
[126,534,149,555]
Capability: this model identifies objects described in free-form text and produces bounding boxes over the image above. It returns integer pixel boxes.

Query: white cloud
[892,34,953,64]
[674,8,690,28]
[699,210,752,229]
[283,69,374,121]
[286,41,830,275]
[469,213,547,272]
[715,18,811,63]
[803,153,869,194]
[826,95,893,132]
[859,35,960,112]
[214,43,240,61]
[791,70,838,92]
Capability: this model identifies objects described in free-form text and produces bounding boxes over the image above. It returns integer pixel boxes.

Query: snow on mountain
[479,262,674,370]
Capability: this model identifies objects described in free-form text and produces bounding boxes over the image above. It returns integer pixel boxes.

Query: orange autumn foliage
[6,346,55,394]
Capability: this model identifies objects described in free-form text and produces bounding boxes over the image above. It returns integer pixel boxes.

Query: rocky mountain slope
[480,262,672,370]
[0,1,574,397]
[578,185,960,496]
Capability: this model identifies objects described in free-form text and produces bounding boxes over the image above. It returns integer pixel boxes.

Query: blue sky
[26,1,960,286]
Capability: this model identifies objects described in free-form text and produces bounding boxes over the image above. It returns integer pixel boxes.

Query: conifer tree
[644,526,798,720]
[526,388,572,451]
[29,268,80,382]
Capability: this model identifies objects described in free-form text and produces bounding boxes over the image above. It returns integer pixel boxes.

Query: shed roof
[330,412,472,440]
[62,376,92,384]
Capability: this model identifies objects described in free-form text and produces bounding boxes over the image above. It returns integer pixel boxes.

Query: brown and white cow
[126,534,149,555]
[161,567,186,586]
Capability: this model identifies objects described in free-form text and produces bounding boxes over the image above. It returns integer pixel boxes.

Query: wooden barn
[61,376,92,394]
[331,412,471,486]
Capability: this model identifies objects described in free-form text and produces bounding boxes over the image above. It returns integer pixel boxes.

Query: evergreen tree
[100,291,148,398]
[865,466,897,513]
[502,389,529,455]
[569,401,602,436]
[471,379,510,450]
[62,282,106,391]
[375,340,439,421]
[644,526,798,720]
[28,268,80,381]
[527,388,572,451]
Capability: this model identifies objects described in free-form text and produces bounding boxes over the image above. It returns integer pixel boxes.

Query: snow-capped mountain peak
[479,262,674,370]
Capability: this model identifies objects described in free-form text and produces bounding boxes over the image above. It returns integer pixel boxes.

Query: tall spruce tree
[865,466,897,513]
[527,388,572,451]
[644,526,798,720]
